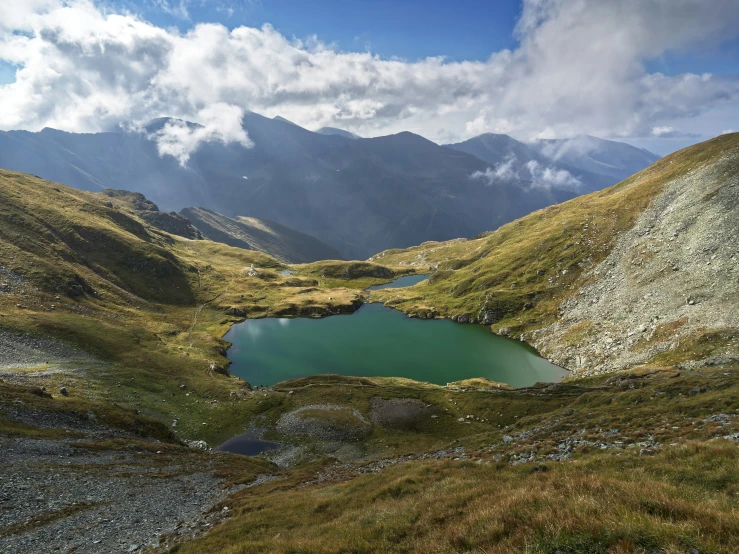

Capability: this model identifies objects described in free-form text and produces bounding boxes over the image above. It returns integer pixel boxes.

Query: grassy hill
[0,169,379,443]
[180,206,344,263]
[1,135,739,554]
[370,132,739,376]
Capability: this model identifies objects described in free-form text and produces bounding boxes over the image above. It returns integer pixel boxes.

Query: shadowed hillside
[181,207,343,263]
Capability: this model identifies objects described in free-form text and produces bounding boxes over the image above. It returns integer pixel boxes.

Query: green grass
[371,133,739,353]
[2,138,739,554]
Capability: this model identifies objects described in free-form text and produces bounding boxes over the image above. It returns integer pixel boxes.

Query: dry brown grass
[170,442,739,554]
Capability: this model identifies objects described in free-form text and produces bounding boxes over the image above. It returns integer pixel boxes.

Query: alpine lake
[224,274,566,389]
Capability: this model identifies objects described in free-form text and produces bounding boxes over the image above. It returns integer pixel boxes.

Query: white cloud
[471,156,581,190]
[652,126,675,137]
[147,103,253,165]
[525,160,581,189]
[651,125,700,138]
[0,0,738,160]
[471,157,517,183]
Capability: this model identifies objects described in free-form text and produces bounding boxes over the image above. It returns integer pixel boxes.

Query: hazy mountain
[317,127,361,139]
[529,135,660,183]
[181,207,343,264]
[445,133,651,192]
[0,126,212,205]
[0,112,579,259]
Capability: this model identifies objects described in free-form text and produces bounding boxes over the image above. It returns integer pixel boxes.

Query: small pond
[225,303,566,389]
[216,428,280,456]
[368,273,430,290]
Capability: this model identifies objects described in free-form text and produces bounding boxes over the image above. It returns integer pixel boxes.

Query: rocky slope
[532,147,739,375]
[101,190,203,240]
[181,207,343,263]
[371,133,739,376]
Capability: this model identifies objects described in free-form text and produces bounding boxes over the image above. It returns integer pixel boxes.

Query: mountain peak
[272,115,302,128]
[316,126,361,140]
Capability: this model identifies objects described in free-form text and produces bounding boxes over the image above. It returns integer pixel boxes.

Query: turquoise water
[225,303,566,388]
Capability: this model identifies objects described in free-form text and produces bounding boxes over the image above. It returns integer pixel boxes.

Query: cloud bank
[1,0,738,162]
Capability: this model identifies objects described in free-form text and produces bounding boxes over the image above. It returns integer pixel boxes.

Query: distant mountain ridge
[529,135,660,183]
[0,113,655,259]
[445,133,657,192]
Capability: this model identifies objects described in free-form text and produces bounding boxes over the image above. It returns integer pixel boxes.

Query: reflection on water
[225,303,566,388]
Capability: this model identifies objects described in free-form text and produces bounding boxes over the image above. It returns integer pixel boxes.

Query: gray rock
[529,152,739,376]
[185,440,210,451]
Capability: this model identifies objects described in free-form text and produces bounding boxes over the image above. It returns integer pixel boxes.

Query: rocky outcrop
[531,149,739,375]
[101,190,202,240]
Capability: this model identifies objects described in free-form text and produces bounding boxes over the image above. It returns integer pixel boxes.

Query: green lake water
[225,302,566,388]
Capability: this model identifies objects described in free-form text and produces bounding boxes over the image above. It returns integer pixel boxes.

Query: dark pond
[216,428,280,456]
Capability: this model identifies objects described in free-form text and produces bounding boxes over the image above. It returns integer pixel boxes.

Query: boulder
[225,306,247,317]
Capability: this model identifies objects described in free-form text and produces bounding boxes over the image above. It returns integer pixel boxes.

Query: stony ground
[0,330,96,371]
[532,151,739,376]
[0,403,269,554]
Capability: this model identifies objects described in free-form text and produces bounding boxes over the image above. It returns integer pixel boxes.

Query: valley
[0,133,738,553]
[0,112,656,260]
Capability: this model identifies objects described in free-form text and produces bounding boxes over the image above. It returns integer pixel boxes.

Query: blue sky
[142,0,522,62]
[1,0,738,155]
[138,0,739,75]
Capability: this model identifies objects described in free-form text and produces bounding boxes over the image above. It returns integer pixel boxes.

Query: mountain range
[0,112,657,259]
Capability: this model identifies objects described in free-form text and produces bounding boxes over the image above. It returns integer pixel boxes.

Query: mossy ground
[167,368,739,554]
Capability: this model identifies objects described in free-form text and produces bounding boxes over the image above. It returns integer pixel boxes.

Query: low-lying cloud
[1,0,738,162]
[471,156,582,190]
[146,103,253,165]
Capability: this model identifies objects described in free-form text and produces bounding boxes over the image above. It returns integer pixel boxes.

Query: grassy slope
[370,133,739,356]
[2,148,739,553]
[171,368,739,553]
[0,169,394,444]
